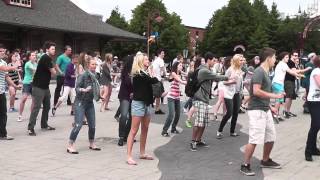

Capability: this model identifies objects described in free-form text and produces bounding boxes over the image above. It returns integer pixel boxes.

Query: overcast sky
[70,0,316,28]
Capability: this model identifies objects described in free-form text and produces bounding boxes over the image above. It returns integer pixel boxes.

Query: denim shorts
[22,84,32,95]
[131,100,151,117]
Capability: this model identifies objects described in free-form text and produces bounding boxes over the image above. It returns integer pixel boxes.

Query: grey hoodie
[193,65,228,104]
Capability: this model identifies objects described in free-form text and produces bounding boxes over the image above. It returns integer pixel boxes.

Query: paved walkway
[0,84,319,180]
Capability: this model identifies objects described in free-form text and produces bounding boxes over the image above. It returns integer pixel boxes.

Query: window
[9,0,32,8]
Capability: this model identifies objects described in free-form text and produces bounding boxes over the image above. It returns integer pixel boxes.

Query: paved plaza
[1,83,320,180]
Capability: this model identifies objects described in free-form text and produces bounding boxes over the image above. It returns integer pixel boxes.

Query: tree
[106,6,129,30]
[201,0,255,56]
[129,0,188,61]
[268,2,281,49]
[105,7,133,58]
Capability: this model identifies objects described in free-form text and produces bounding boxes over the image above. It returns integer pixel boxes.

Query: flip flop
[139,154,154,160]
[126,159,137,165]
[89,146,101,151]
[67,148,79,154]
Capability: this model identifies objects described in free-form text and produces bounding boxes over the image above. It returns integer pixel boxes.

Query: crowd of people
[0,41,320,176]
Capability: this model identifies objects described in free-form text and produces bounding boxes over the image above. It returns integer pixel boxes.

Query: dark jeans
[184,97,193,110]
[54,76,64,106]
[118,100,131,139]
[163,98,180,132]
[115,105,121,118]
[0,94,7,137]
[305,101,320,154]
[69,100,96,143]
[28,87,51,130]
[218,93,241,133]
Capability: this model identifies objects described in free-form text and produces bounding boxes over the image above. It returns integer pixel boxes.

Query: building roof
[0,0,145,41]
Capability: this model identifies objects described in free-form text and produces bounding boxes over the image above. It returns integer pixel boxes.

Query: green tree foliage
[105,7,134,58]
[200,0,315,57]
[129,0,188,61]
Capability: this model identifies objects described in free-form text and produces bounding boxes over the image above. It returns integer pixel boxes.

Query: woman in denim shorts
[18,51,37,122]
[126,52,158,165]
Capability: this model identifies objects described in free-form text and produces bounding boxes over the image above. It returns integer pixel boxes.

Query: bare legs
[127,115,152,165]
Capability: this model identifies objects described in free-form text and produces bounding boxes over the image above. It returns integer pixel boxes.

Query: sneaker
[0,135,14,140]
[185,119,192,128]
[283,111,290,119]
[17,116,23,122]
[240,164,255,176]
[171,129,180,134]
[288,112,297,117]
[230,132,240,137]
[197,140,210,148]
[28,129,36,136]
[260,158,281,169]
[190,141,197,152]
[155,110,165,115]
[216,131,223,139]
[52,108,56,116]
[161,131,170,137]
[183,108,188,113]
[118,138,124,146]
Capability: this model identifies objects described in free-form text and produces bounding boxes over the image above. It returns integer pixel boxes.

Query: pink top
[167,79,180,100]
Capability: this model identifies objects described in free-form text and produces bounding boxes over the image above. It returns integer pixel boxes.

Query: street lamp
[147,11,163,58]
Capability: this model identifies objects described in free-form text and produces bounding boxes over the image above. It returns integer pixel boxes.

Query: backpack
[185,69,201,97]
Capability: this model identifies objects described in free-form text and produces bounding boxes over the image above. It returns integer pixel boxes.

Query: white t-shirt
[272,61,289,85]
[95,57,103,74]
[152,57,164,81]
[307,68,320,102]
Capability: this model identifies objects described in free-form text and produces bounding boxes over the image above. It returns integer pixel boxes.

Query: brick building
[184,25,206,55]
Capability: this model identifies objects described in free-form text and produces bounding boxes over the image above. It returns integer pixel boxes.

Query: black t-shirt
[32,54,53,89]
[285,59,296,82]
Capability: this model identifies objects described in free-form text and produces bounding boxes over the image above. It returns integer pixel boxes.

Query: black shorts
[284,80,296,99]
[152,81,164,98]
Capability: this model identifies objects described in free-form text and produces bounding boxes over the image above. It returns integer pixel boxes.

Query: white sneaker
[216,131,223,139]
[17,116,22,122]
[183,108,188,113]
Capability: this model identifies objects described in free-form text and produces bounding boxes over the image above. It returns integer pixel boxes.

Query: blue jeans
[163,98,180,132]
[118,99,131,139]
[69,100,95,143]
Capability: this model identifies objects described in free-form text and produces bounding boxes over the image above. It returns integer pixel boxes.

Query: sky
[70,0,316,28]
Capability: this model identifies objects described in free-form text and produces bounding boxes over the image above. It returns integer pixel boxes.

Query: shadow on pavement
[151,109,264,180]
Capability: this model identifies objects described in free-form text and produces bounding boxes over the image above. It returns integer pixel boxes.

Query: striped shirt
[167,78,180,100]
[8,63,19,85]
[0,59,8,94]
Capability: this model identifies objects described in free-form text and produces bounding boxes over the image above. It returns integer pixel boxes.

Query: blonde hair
[231,54,242,71]
[131,53,147,75]
[104,53,113,63]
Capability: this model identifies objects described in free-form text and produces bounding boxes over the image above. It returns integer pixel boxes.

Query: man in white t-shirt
[272,52,306,122]
[152,49,166,114]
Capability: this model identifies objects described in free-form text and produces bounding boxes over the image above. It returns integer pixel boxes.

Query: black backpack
[185,69,201,97]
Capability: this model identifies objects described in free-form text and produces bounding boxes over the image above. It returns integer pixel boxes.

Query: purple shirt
[118,73,133,101]
[64,63,76,88]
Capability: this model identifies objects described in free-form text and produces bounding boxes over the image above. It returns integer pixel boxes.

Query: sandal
[139,154,154,160]
[89,146,101,151]
[126,158,137,165]
[67,148,79,154]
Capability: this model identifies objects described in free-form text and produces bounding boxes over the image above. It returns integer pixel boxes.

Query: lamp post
[147,12,163,58]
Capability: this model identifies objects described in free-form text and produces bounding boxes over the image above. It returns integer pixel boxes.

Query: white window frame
[9,0,32,8]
